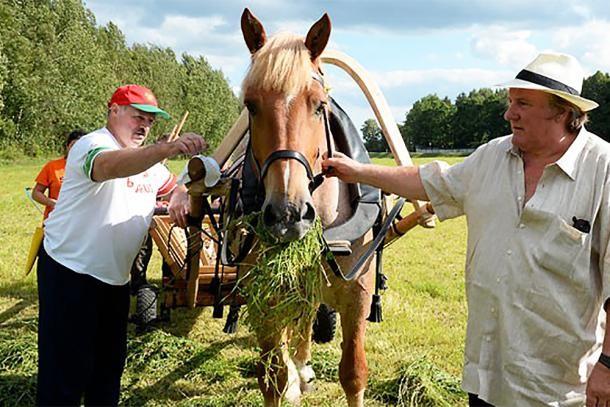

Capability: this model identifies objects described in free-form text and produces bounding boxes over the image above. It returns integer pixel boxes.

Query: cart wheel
[134,284,158,329]
[312,304,336,344]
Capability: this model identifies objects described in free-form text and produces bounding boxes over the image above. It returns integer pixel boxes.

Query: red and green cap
[108,84,170,119]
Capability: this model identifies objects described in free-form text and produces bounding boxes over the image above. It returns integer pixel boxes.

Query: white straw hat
[497,52,598,112]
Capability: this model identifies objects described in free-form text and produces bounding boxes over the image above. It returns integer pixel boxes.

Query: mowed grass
[0,154,469,406]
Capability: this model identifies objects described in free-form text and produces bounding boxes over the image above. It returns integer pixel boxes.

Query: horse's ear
[241,8,267,54]
[305,13,331,61]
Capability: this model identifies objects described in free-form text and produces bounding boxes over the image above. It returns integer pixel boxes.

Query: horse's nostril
[302,202,315,222]
[263,204,280,226]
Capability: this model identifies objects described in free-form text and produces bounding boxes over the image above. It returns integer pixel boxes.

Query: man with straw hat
[322,52,610,406]
[36,84,207,406]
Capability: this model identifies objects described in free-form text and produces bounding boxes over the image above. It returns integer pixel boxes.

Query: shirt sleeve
[67,133,115,181]
[418,143,489,221]
[35,162,52,186]
[152,164,177,198]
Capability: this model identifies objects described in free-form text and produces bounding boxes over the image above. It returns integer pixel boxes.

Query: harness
[191,74,404,329]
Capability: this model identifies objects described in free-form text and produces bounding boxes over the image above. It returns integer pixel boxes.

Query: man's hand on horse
[170,132,208,157]
[322,151,363,184]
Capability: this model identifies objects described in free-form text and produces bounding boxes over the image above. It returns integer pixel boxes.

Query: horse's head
[241,8,331,243]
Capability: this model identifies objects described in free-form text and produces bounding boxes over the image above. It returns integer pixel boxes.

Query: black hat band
[515,69,579,96]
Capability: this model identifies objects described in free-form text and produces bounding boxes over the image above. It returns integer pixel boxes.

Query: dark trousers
[469,393,495,406]
[130,233,153,294]
[36,244,130,406]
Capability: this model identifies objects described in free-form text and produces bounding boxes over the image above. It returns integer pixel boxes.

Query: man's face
[108,105,156,148]
[504,88,565,153]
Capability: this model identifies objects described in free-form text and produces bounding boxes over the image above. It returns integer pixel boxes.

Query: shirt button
[517,196,523,201]
[491,307,496,313]
[506,249,512,255]
[517,170,522,175]
[496,277,501,283]
[486,336,492,342]
[519,223,525,229]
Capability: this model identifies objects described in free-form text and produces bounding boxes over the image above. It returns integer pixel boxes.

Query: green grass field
[0,155,469,406]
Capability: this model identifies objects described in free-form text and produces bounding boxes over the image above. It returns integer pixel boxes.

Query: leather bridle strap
[259,149,315,183]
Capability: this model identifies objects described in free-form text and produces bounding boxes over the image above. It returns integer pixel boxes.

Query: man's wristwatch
[598,353,610,369]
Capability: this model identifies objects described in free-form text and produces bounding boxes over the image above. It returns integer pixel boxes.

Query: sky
[83,0,610,129]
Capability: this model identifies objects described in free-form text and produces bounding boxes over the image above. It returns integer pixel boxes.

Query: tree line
[363,72,610,152]
[0,0,241,157]
[3,1,610,158]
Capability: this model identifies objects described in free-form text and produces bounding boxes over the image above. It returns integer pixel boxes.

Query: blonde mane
[241,32,313,97]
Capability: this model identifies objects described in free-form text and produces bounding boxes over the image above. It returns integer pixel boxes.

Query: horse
[238,8,377,407]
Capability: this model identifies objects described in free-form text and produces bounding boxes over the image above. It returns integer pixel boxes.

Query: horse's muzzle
[262,199,316,242]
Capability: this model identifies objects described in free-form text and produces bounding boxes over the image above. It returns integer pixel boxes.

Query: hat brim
[496,79,599,112]
[131,103,171,119]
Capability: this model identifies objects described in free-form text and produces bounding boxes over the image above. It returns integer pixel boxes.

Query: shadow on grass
[0,279,37,305]
[0,374,36,407]
[121,333,257,406]
[0,299,32,325]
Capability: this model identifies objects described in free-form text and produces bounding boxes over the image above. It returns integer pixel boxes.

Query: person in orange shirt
[32,129,86,219]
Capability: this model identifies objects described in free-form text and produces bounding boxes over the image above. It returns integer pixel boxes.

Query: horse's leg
[332,261,374,407]
[291,314,316,393]
[256,327,302,406]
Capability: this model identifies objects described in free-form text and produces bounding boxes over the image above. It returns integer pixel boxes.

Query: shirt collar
[554,127,589,180]
[505,127,590,180]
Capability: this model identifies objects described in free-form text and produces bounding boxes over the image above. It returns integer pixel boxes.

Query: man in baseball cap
[36,84,206,406]
[322,52,610,406]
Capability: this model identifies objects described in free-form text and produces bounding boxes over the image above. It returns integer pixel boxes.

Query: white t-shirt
[44,127,176,285]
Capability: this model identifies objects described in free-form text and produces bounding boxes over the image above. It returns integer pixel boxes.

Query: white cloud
[371,68,513,90]
[552,20,610,72]
[470,26,538,68]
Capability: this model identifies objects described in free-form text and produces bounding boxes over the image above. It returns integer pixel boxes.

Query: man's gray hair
[549,94,588,134]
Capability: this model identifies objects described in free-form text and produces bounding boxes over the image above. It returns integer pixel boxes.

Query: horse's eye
[315,101,326,116]
[244,101,257,115]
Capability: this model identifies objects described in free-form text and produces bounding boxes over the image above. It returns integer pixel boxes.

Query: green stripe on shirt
[82,146,111,179]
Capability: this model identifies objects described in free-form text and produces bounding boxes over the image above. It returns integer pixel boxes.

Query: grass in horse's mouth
[232,213,326,341]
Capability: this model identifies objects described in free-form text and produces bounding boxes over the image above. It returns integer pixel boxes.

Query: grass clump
[371,355,465,406]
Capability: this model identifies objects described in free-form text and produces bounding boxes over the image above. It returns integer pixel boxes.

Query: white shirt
[44,127,175,285]
[419,128,610,406]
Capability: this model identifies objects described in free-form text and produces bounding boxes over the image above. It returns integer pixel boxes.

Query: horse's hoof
[299,364,316,393]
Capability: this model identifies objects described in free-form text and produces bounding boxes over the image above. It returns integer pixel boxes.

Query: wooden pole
[383,202,435,246]
[185,157,205,308]
[170,111,189,142]
[321,50,435,228]
[212,109,249,168]
[162,111,189,165]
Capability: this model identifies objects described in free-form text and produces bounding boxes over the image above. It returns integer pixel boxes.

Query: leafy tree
[453,88,509,148]
[361,119,388,152]
[583,71,610,141]
[0,0,240,156]
[402,95,456,150]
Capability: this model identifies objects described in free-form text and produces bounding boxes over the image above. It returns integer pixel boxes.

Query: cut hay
[231,213,326,340]
[370,356,465,406]
[229,213,326,390]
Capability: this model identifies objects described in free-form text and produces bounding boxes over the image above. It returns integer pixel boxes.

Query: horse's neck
[313,176,351,228]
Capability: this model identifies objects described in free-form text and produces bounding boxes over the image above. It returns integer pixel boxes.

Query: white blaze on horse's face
[241,8,331,243]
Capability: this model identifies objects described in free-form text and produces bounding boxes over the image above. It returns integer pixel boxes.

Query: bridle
[249,70,333,194]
